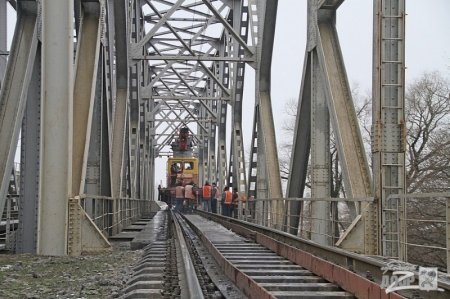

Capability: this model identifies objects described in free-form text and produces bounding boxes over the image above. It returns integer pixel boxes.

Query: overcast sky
[266,0,450,145]
[5,1,450,189]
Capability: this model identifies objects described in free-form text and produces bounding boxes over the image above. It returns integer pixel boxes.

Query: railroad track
[214,242,352,298]
[120,211,204,298]
[120,210,450,298]
[194,210,450,299]
[120,211,243,299]
[181,212,354,299]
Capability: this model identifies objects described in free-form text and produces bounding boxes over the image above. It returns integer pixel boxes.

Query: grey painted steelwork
[372,0,406,258]
[38,0,73,255]
[287,0,375,251]
[310,49,331,245]
[285,54,311,235]
[0,2,38,231]
[0,0,6,86]
[16,45,41,253]
[132,0,258,201]
[252,0,283,228]
[110,0,129,200]
[0,0,414,259]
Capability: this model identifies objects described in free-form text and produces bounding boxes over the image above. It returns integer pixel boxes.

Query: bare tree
[279,98,300,183]
[403,71,450,269]
[406,71,450,192]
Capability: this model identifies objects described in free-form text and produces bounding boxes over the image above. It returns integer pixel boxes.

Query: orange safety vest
[175,186,184,198]
[184,185,195,200]
[202,185,211,199]
[224,191,233,204]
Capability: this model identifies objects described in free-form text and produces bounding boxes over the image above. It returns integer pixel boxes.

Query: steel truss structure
[0,0,407,256]
[287,0,405,255]
[0,0,282,255]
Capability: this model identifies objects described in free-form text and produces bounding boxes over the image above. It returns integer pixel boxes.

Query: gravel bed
[0,242,142,299]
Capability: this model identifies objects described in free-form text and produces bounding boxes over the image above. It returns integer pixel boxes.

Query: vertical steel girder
[110,0,129,199]
[372,0,406,258]
[68,3,111,256]
[310,50,331,245]
[38,0,73,255]
[17,45,41,253]
[252,0,283,227]
[129,1,143,199]
[72,7,102,196]
[217,42,229,193]
[230,0,249,196]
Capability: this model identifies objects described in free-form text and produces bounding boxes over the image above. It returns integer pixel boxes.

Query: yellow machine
[166,157,199,188]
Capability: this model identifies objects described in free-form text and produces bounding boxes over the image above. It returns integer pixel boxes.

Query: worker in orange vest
[184,181,196,213]
[202,181,212,212]
[175,181,185,212]
[222,186,233,217]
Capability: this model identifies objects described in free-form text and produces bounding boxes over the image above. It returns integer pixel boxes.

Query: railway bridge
[1,0,449,298]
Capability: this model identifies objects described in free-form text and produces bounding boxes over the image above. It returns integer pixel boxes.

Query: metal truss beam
[110,0,129,199]
[136,55,254,62]
[319,0,345,10]
[72,6,102,196]
[0,0,6,85]
[0,5,38,227]
[285,53,311,235]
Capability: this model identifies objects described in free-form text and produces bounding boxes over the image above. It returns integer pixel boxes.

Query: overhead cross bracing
[135,0,283,214]
[135,0,255,181]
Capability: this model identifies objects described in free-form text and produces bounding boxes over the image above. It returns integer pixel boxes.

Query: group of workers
[171,180,245,217]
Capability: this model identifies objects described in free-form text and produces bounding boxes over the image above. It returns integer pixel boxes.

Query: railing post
[218,199,222,216]
[400,196,407,261]
[5,196,10,250]
[256,199,263,225]
[238,199,243,220]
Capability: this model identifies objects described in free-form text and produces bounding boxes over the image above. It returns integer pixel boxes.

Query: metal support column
[38,0,74,255]
[373,0,406,258]
[253,0,283,228]
[310,51,331,245]
[17,45,41,253]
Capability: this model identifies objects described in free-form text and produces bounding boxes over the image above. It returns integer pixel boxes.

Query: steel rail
[195,210,450,299]
[171,211,204,299]
[180,213,276,299]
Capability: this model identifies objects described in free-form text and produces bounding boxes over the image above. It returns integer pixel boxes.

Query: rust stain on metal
[256,233,405,299]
